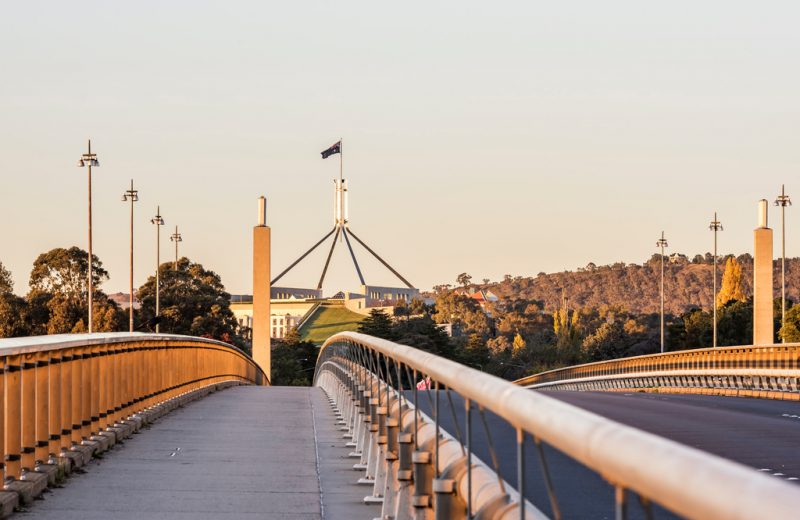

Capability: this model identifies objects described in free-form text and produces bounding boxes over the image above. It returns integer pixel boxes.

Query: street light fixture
[775,185,792,342]
[122,180,139,332]
[77,140,99,333]
[170,226,182,271]
[709,212,723,348]
[656,231,669,353]
[151,207,165,333]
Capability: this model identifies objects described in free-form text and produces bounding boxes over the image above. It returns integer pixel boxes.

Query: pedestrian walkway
[20,386,379,520]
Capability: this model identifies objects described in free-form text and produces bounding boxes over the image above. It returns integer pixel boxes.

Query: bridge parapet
[316,332,800,520]
[516,343,800,399]
[0,332,266,512]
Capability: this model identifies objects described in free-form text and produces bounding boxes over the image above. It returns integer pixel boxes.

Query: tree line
[0,247,242,348]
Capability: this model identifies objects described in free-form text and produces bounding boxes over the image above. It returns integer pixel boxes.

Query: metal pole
[660,244,665,353]
[174,226,178,270]
[129,181,135,332]
[775,185,791,342]
[709,213,722,348]
[87,141,93,334]
[152,207,164,333]
[782,202,786,342]
[657,231,668,353]
[713,226,717,348]
[156,218,160,333]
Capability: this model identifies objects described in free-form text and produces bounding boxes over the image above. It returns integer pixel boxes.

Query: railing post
[20,355,36,473]
[4,356,22,487]
[34,354,49,465]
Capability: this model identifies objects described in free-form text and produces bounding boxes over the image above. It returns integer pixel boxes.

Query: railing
[0,332,267,506]
[314,332,800,520]
[515,343,800,398]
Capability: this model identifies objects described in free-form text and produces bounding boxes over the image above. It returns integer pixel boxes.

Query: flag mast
[272,138,416,290]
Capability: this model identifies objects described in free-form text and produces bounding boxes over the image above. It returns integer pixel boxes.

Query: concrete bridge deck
[20,386,379,520]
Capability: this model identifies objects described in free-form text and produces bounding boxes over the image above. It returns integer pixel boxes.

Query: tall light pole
[77,140,99,333]
[170,226,182,271]
[122,180,139,332]
[775,185,792,342]
[656,231,669,353]
[709,212,723,348]
[151,207,164,333]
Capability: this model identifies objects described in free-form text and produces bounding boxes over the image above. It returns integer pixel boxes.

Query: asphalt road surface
[411,390,800,519]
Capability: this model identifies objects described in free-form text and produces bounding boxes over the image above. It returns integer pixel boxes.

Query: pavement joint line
[309,389,325,520]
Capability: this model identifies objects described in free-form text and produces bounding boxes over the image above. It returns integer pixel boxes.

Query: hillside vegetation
[482,254,800,315]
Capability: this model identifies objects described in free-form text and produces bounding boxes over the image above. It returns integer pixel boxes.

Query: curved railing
[0,332,267,503]
[515,343,800,398]
[315,332,800,520]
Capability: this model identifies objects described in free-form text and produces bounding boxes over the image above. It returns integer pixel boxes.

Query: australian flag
[321,140,341,159]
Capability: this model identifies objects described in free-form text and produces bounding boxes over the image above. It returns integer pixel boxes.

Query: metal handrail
[0,332,267,496]
[515,343,800,393]
[316,332,800,519]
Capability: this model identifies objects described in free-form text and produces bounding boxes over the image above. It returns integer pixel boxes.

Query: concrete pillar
[753,199,774,345]
[252,196,271,380]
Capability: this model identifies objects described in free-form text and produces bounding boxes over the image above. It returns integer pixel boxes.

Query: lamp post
[709,213,723,348]
[775,185,792,342]
[77,140,99,333]
[122,180,139,332]
[656,231,669,353]
[170,226,182,271]
[151,207,164,333]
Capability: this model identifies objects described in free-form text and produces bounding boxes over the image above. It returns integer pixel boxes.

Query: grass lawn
[299,304,365,344]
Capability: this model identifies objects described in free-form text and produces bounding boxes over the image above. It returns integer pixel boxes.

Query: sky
[1,1,799,296]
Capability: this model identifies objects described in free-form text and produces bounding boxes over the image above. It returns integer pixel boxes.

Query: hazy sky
[1,1,799,296]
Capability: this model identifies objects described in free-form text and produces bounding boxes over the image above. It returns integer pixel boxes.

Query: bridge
[0,333,799,519]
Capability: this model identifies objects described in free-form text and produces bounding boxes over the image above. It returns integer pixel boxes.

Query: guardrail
[315,332,800,520]
[515,343,800,399]
[0,332,267,511]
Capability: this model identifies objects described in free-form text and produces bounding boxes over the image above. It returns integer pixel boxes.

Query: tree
[512,333,526,353]
[409,298,428,316]
[716,257,746,308]
[270,329,318,386]
[780,305,800,342]
[0,261,12,293]
[29,247,108,298]
[136,258,239,344]
[717,299,753,347]
[433,291,490,337]
[582,321,626,361]
[26,247,123,334]
[358,309,395,339]
[456,273,472,289]
[0,292,29,337]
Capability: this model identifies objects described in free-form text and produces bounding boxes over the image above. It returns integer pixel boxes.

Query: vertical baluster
[34,352,49,466]
[48,351,61,464]
[80,348,91,441]
[466,398,472,518]
[0,359,6,481]
[517,428,525,520]
[20,355,36,473]
[5,355,22,480]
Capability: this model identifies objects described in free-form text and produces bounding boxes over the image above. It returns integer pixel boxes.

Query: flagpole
[339,138,343,241]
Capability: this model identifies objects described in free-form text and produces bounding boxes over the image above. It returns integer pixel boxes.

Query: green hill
[298,304,365,344]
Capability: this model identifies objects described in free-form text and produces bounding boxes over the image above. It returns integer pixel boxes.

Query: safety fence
[0,332,266,510]
[315,332,800,520]
[515,343,800,399]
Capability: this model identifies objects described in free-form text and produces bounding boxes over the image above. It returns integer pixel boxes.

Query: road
[413,390,800,519]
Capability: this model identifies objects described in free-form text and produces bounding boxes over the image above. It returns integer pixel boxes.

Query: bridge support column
[252,196,271,380]
[753,199,774,345]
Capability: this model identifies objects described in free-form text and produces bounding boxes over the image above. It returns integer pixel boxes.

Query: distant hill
[477,255,800,315]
